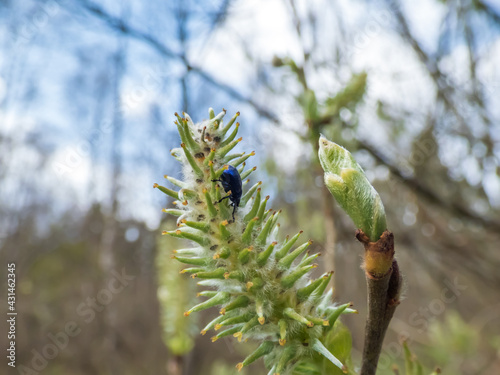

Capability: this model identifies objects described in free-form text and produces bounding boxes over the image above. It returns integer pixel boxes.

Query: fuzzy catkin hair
[156,108,354,374]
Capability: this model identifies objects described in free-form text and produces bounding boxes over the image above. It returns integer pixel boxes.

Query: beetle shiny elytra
[212,165,242,221]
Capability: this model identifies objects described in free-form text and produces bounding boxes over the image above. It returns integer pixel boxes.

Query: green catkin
[181,122,199,150]
[164,174,186,188]
[256,213,276,245]
[204,148,216,165]
[220,295,250,315]
[179,267,205,274]
[236,341,274,371]
[257,241,277,267]
[198,290,219,298]
[256,195,270,226]
[236,316,260,338]
[201,311,238,335]
[237,163,245,174]
[181,219,210,233]
[221,112,239,135]
[275,231,303,259]
[220,122,240,147]
[173,255,210,266]
[211,325,242,342]
[181,143,203,177]
[162,208,184,216]
[278,240,313,269]
[158,109,350,374]
[154,183,179,199]
[241,181,261,206]
[244,188,261,222]
[203,188,218,218]
[224,152,245,162]
[216,312,254,329]
[297,274,328,301]
[232,151,255,167]
[297,252,321,268]
[240,166,257,180]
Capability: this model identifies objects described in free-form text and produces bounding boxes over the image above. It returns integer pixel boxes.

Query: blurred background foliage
[1,0,500,374]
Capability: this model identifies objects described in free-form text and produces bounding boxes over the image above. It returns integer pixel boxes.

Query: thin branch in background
[78,0,500,233]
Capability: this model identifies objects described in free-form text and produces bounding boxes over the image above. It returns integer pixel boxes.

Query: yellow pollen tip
[236,363,244,371]
[214,324,221,331]
[180,143,186,148]
[162,231,167,235]
[312,264,318,269]
[163,175,168,178]
[279,339,286,346]
[191,274,197,279]
[182,200,188,205]
[308,240,314,244]
[175,229,182,234]
[213,254,220,260]
[153,183,159,188]
[219,308,226,315]
[224,272,230,279]
[180,269,187,274]
[323,320,330,326]
[237,137,242,142]
[233,332,243,341]
[183,311,191,317]
[200,330,207,335]
[307,322,314,328]
[246,282,254,290]
[236,111,240,116]
[202,188,207,193]
[211,336,218,342]
[258,317,265,325]
[221,220,228,226]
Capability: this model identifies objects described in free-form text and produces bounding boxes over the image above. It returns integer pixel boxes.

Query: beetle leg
[231,204,237,222]
[216,194,231,204]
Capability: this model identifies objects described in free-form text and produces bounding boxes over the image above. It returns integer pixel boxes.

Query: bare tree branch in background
[78,0,500,236]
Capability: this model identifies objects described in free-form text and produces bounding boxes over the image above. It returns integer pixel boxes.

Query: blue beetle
[212,165,242,222]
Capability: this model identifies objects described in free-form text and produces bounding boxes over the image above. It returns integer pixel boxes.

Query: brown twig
[356,230,402,375]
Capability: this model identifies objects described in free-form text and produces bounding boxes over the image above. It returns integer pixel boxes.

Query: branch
[79,0,277,121]
[356,230,402,375]
[359,138,500,232]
